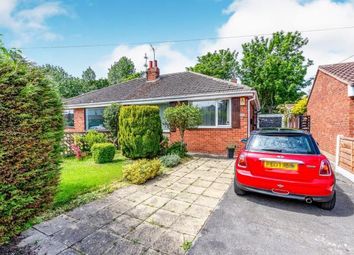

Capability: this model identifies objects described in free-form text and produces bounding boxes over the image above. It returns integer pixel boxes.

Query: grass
[54,152,126,208]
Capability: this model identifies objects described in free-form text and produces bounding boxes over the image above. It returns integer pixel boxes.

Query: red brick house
[307,62,354,158]
[64,60,260,156]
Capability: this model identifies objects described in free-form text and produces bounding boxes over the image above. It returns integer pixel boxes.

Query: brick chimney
[230,78,237,84]
[146,60,160,81]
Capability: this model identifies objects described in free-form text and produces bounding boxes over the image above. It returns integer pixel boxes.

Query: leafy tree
[291,96,308,116]
[108,56,140,85]
[0,41,63,243]
[164,104,202,145]
[103,103,120,147]
[42,65,110,98]
[42,64,84,98]
[236,31,312,113]
[187,49,238,80]
[82,66,96,81]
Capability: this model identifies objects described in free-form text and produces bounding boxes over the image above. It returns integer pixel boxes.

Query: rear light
[319,160,332,176]
[237,153,247,168]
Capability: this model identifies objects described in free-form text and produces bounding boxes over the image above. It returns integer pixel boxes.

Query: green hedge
[123,159,161,184]
[119,105,162,159]
[91,143,116,163]
[74,130,107,152]
[0,46,63,243]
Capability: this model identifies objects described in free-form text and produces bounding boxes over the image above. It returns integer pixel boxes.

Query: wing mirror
[241,138,248,144]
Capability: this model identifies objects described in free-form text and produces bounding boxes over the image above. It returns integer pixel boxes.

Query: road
[189,174,354,255]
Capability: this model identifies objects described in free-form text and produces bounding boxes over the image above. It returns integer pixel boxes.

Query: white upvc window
[192,99,231,128]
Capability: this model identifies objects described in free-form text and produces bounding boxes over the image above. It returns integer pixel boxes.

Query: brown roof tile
[319,62,354,85]
[64,71,253,105]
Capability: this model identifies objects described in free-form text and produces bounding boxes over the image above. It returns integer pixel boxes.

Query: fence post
[335,135,343,169]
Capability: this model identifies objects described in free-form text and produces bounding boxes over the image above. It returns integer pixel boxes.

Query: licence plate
[264,161,298,171]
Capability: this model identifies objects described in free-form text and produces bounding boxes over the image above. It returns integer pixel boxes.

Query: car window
[247,134,316,154]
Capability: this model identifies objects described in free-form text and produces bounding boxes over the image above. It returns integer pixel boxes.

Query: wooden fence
[338,136,354,173]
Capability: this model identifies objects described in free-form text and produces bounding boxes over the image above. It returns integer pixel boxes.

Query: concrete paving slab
[74,229,118,255]
[162,199,191,214]
[105,214,142,236]
[147,209,179,227]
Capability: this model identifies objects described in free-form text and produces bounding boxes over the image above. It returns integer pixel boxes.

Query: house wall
[64,108,85,133]
[307,70,353,156]
[169,96,249,156]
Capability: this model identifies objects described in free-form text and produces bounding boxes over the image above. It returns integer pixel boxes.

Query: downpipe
[247,91,258,137]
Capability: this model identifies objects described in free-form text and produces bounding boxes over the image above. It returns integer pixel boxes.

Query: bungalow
[307,62,354,158]
[64,60,260,156]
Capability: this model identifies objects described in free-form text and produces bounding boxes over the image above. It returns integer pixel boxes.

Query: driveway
[16,157,234,255]
[189,174,354,255]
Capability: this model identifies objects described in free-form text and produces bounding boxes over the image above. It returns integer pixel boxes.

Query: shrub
[160,136,169,155]
[160,154,181,168]
[0,43,63,243]
[119,105,162,159]
[84,130,107,150]
[91,143,116,164]
[103,103,120,147]
[123,159,161,184]
[167,142,188,157]
[71,144,83,160]
[74,130,107,152]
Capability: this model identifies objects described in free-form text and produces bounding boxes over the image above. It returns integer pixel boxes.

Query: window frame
[159,103,170,132]
[191,98,232,128]
[85,107,106,131]
[64,109,75,128]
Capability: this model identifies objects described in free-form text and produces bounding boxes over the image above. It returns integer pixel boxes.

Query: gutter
[64,90,258,109]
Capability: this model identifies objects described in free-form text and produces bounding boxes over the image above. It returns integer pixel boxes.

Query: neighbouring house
[307,62,354,158]
[64,60,260,156]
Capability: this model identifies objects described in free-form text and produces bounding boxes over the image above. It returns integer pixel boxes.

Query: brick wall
[307,70,352,156]
[169,97,249,156]
[64,108,85,133]
[350,98,354,137]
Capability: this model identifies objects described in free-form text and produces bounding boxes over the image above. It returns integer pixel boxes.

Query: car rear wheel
[318,191,336,210]
[234,178,246,196]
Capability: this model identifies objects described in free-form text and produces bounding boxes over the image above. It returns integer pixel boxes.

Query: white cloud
[95,43,195,78]
[202,0,354,78]
[0,0,67,45]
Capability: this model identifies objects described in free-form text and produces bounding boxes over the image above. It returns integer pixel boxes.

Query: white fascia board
[64,91,256,109]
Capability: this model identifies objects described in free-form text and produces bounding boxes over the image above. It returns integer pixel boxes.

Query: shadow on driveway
[243,185,354,217]
[189,175,354,255]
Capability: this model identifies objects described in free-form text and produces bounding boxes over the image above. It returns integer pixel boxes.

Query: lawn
[54,153,125,207]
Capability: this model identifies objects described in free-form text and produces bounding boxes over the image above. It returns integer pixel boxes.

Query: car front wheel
[234,178,246,196]
[319,191,336,210]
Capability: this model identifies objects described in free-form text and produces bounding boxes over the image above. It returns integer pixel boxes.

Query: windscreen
[247,134,317,154]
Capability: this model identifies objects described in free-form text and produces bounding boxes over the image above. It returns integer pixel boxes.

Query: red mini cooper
[234,129,336,210]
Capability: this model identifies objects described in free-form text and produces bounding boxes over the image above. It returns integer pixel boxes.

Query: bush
[84,130,107,150]
[103,103,120,147]
[167,142,187,157]
[74,130,107,152]
[119,105,162,159]
[160,154,181,168]
[91,143,116,164]
[0,44,63,243]
[123,159,161,184]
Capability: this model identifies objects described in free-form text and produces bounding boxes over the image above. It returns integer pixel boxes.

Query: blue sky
[1,0,354,79]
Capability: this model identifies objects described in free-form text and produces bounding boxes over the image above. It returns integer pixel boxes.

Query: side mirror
[241,138,248,144]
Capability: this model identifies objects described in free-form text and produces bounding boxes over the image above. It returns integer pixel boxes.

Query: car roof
[251,128,310,135]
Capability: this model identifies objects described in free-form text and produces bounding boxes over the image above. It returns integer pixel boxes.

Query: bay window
[85,108,105,130]
[192,99,231,127]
